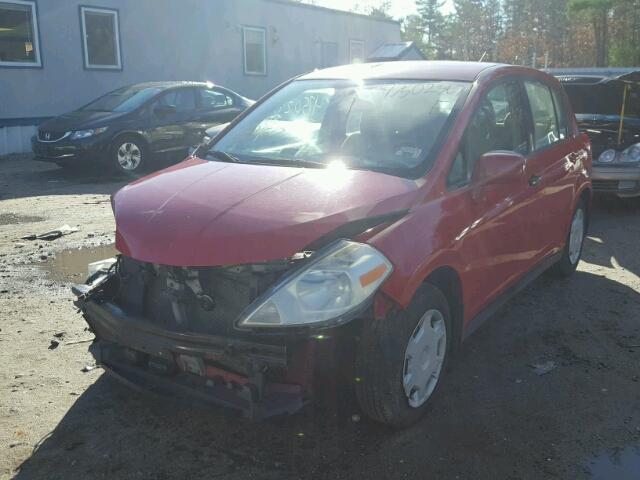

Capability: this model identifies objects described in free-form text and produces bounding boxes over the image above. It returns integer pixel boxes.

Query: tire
[550,199,587,278]
[111,135,147,176]
[355,283,452,428]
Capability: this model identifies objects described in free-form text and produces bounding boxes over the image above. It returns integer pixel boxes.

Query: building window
[321,42,338,68]
[0,1,41,67]
[80,6,121,70]
[242,26,266,76]
[349,40,365,64]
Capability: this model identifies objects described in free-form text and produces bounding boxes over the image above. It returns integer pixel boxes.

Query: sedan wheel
[117,142,143,171]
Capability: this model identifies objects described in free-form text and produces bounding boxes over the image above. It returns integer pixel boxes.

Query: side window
[198,89,234,111]
[155,89,196,114]
[551,89,569,140]
[448,81,530,188]
[524,81,561,150]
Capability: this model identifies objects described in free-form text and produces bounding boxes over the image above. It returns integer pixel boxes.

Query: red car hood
[113,158,421,266]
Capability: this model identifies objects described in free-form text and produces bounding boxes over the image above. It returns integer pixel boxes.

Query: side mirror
[154,104,177,116]
[471,151,526,186]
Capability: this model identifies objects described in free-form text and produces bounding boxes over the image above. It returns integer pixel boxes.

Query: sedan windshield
[209,79,470,177]
[82,86,163,112]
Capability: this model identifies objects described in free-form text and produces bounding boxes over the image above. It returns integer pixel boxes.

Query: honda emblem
[44,132,51,140]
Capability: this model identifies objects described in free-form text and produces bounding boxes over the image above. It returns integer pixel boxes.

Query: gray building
[0,0,400,154]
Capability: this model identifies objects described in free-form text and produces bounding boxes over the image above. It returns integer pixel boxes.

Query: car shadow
[13,268,640,479]
[0,153,182,202]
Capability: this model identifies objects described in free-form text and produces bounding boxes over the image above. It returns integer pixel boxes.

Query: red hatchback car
[74,62,592,427]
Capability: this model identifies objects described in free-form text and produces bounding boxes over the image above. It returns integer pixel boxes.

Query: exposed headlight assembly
[237,240,393,329]
[71,126,109,140]
[621,143,640,163]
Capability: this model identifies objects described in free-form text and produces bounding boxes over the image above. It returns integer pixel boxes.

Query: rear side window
[156,89,196,113]
[524,81,561,150]
[199,89,234,110]
[551,89,569,140]
[448,80,530,188]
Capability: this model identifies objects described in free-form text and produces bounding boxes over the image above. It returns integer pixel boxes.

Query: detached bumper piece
[76,296,305,419]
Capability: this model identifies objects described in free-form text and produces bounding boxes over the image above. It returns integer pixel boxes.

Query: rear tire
[355,284,452,428]
[550,199,587,278]
[111,135,147,176]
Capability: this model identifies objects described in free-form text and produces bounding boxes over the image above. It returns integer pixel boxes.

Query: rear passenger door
[191,88,244,144]
[147,88,197,153]
[522,79,580,257]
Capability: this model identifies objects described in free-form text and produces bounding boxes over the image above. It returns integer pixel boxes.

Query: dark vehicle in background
[32,82,253,175]
[554,69,640,197]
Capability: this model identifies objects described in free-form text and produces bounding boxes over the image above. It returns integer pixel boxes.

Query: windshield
[81,86,163,112]
[564,83,640,118]
[209,79,470,177]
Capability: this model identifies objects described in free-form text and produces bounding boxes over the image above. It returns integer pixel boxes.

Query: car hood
[113,158,421,266]
[39,110,128,131]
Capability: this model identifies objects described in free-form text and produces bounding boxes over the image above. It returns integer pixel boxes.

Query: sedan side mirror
[154,104,177,117]
[471,151,526,186]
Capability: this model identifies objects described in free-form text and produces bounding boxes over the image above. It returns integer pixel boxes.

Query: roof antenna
[478,51,487,62]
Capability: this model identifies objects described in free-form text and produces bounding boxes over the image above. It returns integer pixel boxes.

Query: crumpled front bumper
[592,165,640,197]
[74,281,307,419]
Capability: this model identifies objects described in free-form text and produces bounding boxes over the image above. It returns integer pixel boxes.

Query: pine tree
[416,0,444,51]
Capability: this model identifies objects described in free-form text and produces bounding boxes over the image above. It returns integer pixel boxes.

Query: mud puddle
[587,445,640,480]
[40,244,117,283]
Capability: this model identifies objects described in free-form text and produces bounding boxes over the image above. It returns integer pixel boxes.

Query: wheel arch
[423,266,464,351]
[110,130,150,153]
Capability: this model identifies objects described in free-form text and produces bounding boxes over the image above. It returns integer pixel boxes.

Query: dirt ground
[1,154,639,480]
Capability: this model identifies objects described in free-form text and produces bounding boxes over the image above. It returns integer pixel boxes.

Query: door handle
[529,175,542,187]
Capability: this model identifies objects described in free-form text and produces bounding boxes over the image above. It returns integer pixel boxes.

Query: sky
[310,0,454,19]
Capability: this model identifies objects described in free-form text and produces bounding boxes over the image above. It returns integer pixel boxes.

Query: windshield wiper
[206,150,241,163]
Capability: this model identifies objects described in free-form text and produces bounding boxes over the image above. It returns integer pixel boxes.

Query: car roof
[299,61,517,82]
[129,81,218,90]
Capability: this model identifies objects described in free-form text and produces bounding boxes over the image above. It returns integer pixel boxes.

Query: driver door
[445,79,537,318]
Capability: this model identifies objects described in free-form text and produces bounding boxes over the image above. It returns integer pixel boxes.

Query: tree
[569,0,616,66]
[401,14,429,57]
[368,1,394,20]
[416,0,444,53]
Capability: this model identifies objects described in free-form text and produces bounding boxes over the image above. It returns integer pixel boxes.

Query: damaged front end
[73,241,390,419]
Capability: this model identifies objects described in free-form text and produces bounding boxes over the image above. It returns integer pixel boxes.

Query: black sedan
[32,82,253,174]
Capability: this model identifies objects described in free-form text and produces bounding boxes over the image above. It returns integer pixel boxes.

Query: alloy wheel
[117,142,142,171]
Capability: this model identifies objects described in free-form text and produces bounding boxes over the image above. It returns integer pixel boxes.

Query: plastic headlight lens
[598,149,617,163]
[238,240,393,328]
[71,127,108,140]
[621,143,640,163]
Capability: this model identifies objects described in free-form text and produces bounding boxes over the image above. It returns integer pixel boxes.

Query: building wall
[0,0,400,153]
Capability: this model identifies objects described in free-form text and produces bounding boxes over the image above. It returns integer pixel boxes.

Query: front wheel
[111,135,147,175]
[355,284,452,428]
[550,200,587,277]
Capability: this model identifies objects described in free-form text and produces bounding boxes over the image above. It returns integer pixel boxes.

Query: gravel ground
[1,155,639,480]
